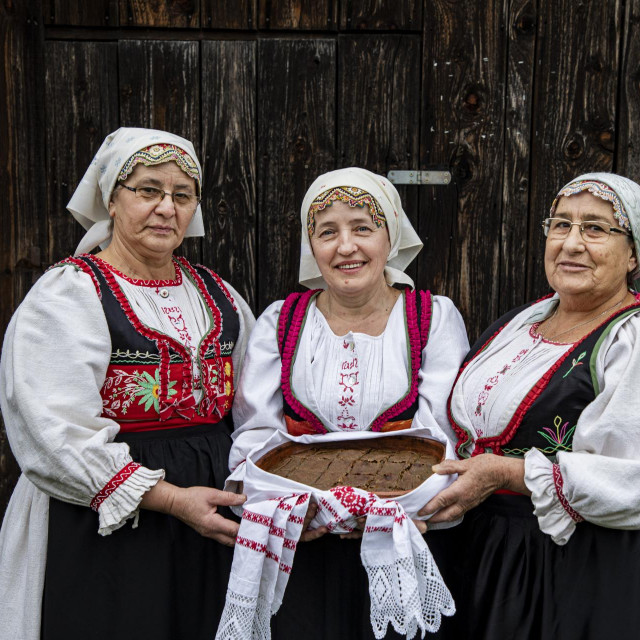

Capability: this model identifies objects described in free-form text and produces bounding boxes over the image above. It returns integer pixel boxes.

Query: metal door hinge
[387,170,451,185]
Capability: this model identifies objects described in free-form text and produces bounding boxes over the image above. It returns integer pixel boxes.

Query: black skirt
[426,494,640,640]
[41,421,236,640]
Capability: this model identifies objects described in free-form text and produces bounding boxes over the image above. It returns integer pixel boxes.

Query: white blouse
[230,294,470,472]
[0,263,254,640]
[450,296,640,545]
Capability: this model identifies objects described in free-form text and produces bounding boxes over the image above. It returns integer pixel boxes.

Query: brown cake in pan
[255,436,445,497]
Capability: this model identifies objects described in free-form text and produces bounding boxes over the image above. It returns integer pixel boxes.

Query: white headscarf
[553,172,640,285]
[67,127,205,255]
[298,167,423,289]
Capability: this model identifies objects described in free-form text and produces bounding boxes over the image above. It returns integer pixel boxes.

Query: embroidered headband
[118,143,201,196]
[550,179,630,231]
[307,186,387,237]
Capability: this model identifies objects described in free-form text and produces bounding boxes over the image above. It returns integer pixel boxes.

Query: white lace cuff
[97,465,165,535]
[524,448,577,545]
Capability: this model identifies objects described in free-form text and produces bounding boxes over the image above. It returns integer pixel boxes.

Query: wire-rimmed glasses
[542,217,631,243]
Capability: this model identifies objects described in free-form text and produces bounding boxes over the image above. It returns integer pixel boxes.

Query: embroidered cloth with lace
[218,428,456,640]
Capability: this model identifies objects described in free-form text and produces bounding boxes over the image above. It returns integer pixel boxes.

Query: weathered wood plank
[202,0,257,29]
[615,0,640,181]
[256,39,336,311]
[499,0,537,315]
[340,0,421,30]
[120,0,198,28]
[201,41,257,309]
[338,35,421,285]
[420,0,507,341]
[119,39,201,262]
[45,42,119,262]
[526,0,622,302]
[43,0,118,26]
[259,0,337,30]
[0,0,47,519]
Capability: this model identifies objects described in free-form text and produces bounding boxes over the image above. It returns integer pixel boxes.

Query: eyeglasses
[119,184,200,211]
[542,217,631,243]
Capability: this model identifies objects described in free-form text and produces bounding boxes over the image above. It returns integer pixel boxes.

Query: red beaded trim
[90,255,183,287]
[85,255,193,420]
[49,256,103,299]
[552,463,584,522]
[278,290,327,434]
[370,289,422,431]
[90,461,141,512]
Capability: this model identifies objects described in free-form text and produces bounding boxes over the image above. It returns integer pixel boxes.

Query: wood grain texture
[526,0,622,302]
[120,0,198,27]
[499,0,537,315]
[45,42,119,262]
[256,39,336,311]
[43,0,118,25]
[615,0,640,181]
[201,41,257,308]
[421,0,507,341]
[340,0,421,30]
[202,0,257,29]
[119,39,201,262]
[0,0,46,519]
[338,35,421,285]
[259,0,337,29]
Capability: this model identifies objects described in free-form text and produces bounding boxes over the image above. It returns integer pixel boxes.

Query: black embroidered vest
[449,295,640,458]
[52,254,240,431]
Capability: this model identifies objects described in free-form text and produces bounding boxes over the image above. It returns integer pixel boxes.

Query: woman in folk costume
[421,174,640,640]
[0,127,255,640]
[223,168,470,639]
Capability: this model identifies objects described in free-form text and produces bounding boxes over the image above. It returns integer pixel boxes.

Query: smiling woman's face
[544,191,636,303]
[108,161,197,260]
[310,200,391,299]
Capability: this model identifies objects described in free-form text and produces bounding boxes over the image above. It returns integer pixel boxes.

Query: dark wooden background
[2,0,639,517]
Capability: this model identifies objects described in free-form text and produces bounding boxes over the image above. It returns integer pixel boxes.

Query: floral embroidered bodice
[53,255,239,431]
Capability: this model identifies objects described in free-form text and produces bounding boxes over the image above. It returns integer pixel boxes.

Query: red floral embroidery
[90,462,141,512]
[330,485,374,516]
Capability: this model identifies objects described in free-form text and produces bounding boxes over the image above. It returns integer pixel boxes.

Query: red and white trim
[90,461,141,512]
[552,463,584,523]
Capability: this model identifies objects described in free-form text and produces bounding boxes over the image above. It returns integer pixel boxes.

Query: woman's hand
[299,502,328,542]
[141,480,246,545]
[418,454,529,523]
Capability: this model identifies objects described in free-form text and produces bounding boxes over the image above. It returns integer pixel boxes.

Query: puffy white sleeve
[412,295,469,454]
[0,265,164,535]
[229,301,285,473]
[524,313,640,545]
[220,279,256,383]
